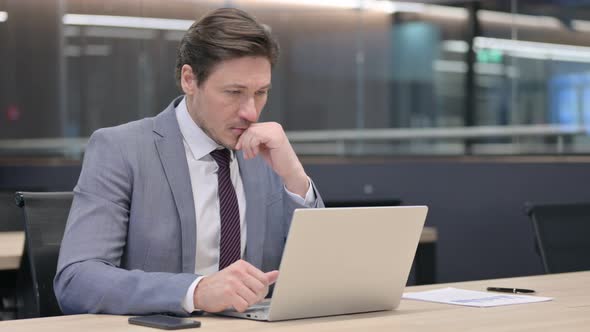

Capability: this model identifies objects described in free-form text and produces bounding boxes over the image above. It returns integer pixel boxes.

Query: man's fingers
[265,270,279,284]
[242,273,268,298]
[246,132,257,159]
[236,129,248,150]
[234,282,259,307]
[238,127,275,160]
[245,263,271,285]
[251,138,260,157]
[243,138,251,159]
[235,130,247,153]
[242,132,254,159]
[230,294,250,313]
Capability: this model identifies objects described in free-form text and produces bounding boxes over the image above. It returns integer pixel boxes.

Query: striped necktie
[210,148,241,270]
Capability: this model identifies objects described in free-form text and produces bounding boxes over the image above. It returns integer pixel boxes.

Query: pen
[487,287,535,294]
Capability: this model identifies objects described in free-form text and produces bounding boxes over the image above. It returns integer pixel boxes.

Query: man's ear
[181,64,198,95]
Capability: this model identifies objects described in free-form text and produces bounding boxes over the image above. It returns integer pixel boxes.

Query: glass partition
[1,0,590,158]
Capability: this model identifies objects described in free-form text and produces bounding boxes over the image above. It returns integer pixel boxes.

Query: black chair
[0,192,24,232]
[15,192,73,318]
[0,192,25,320]
[525,202,590,274]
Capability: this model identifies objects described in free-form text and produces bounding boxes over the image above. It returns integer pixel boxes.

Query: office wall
[0,0,63,138]
[306,158,590,282]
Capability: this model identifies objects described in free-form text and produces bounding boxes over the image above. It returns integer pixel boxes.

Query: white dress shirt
[174,97,315,312]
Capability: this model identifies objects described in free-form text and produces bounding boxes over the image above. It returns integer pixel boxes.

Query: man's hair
[175,7,280,88]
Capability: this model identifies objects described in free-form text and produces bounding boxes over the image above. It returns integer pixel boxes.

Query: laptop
[218,205,428,321]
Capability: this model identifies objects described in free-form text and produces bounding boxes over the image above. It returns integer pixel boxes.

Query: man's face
[182,56,271,150]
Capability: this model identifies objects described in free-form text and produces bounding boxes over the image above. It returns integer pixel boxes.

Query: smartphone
[128,314,201,330]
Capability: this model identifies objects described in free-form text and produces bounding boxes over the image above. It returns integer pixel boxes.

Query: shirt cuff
[284,177,316,206]
[183,276,205,313]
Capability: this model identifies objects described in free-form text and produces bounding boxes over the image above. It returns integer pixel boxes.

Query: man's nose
[238,97,257,123]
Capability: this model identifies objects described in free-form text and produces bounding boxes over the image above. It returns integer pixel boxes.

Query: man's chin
[209,134,236,151]
[220,138,238,151]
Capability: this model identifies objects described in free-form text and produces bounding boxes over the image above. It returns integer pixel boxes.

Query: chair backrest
[525,202,590,274]
[0,192,24,232]
[15,192,73,318]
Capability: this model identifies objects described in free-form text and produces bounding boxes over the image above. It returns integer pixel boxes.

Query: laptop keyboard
[245,301,270,313]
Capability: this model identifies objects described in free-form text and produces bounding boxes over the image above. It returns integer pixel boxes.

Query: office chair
[0,192,25,320]
[0,192,24,232]
[525,202,590,274]
[15,192,73,318]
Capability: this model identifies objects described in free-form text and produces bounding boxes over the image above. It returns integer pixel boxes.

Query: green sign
[477,49,503,63]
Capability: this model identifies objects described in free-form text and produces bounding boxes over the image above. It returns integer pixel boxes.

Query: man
[54,8,323,316]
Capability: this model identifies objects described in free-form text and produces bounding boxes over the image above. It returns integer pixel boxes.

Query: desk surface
[2,271,588,331]
[0,232,24,271]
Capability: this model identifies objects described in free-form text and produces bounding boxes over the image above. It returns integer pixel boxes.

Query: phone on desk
[128,314,201,330]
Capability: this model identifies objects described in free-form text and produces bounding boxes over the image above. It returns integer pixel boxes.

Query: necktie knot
[210,148,231,169]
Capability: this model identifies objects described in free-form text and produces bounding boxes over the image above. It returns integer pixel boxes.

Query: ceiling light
[479,10,562,29]
[62,14,193,31]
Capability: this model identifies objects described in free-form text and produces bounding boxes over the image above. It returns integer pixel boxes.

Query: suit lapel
[153,97,196,274]
[238,153,267,270]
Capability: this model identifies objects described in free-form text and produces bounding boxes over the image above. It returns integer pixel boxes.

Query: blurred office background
[2,0,590,285]
[3,0,590,155]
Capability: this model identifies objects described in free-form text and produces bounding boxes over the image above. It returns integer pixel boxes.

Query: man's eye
[225,90,241,95]
[256,90,268,96]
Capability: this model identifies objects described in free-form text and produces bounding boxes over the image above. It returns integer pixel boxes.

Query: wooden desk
[2,271,588,331]
[0,232,24,271]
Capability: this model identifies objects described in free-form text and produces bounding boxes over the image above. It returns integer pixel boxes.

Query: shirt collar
[175,96,233,161]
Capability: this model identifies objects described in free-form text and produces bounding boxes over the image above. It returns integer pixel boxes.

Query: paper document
[403,287,553,307]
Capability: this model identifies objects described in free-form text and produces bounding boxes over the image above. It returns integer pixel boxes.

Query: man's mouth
[231,128,246,136]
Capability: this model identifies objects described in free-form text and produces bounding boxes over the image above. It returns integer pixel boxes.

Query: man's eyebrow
[222,83,272,89]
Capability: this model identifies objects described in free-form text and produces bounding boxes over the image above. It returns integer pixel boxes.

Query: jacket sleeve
[282,178,324,231]
[54,129,197,316]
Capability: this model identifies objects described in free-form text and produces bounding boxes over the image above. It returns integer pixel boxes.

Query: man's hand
[235,122,309,197]
[193,260,279,313]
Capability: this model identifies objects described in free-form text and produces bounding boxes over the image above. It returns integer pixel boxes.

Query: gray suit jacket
[54,97,324,316]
